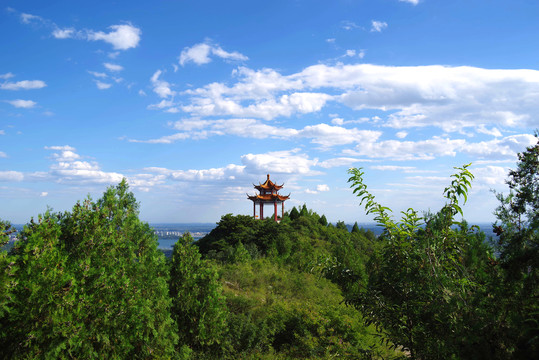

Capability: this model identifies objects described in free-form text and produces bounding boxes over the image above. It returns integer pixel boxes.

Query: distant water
[152,223,216,249]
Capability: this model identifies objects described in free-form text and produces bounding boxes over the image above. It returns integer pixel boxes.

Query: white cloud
[52,27,75,39]
[317,184,330,192]
[0,130,5,135]
[103,63,124,72]
[371,165,425,173]
[40,192,48,197]
[179,41,248,66]
[399,0,419,5]
[318,157,366,168]
[300,124,381,148]
[396,131,408,139]
[145,164,245,182]
[16,10,140,51]
[0,151,7,158]
[45,145,76,151]
[45,146,124,184]
[476,126,502,137]
[88,71,107,78]
[150,70,175,99]
[182,88,332,120]
[0,171,24,182]
[20,13,42,24]
[7,99,36,108]
[473,166,508,186]
[95,80,112,90]
[1,79,46,90]
[147,99,175,110]
[241,149,319,175]
[341,21,360,31]
[0,73,14,80]
[180,43,212,65]
[87,24,141,50]
[132,118,379,148]
[331,117,344,125]
[45,145,80,162]
[344,133,536,161]
[371,20,388,32]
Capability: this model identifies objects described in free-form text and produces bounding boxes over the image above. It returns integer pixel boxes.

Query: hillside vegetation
[0,135,537,359]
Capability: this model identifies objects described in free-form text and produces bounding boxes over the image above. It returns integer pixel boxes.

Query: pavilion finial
[267,174,270,180]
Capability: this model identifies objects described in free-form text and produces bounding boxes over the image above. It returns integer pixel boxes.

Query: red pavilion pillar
[260,202,264,220]
[282,202,284,218]
[253,201,256,218]
[274,201,278,221]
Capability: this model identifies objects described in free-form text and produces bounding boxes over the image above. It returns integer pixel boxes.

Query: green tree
[346,165,497,359]
[493,133,539,357]
[0,221,16,321]
[351,222,360,234]
[335,221,348,231]
[169,232,228,356]
[318,214,328,227]
[1,180,177,359]
[289,206,300,220]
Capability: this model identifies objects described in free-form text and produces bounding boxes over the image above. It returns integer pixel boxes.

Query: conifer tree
[169,232,228,355]
[0,180,177,359]
[289,206,300,220]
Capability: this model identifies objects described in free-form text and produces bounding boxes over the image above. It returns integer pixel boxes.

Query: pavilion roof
[254,174,284,191]
[247,193,290,202]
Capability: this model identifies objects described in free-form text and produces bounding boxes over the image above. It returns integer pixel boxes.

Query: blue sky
[1,0,538,224]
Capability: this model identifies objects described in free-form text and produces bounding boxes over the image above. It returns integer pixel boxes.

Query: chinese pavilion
[247,174,290,221]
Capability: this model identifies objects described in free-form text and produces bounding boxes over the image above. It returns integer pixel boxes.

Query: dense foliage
[196,207,393,358]
[492,134,539,357]
[347,165,499,359]
[0,180,177,359]
[343,134,539,359]
[1,135,537,359]
[169,232,227,357]
[0,182,395,359]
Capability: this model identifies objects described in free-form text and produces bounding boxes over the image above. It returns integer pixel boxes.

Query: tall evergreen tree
[0,180,177,359]
[289,207,300,220]
[169,232,228,355]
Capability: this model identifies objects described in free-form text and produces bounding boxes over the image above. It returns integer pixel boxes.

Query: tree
[493,133,539,357]
[335,221,348,231]
[169,232,228,356]
[289,207,300,220]
[1,180,177,359]
[346,165,498,359]
[0,221,16,321]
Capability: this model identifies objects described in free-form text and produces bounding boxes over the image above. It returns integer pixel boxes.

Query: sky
[1,0,538,225]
